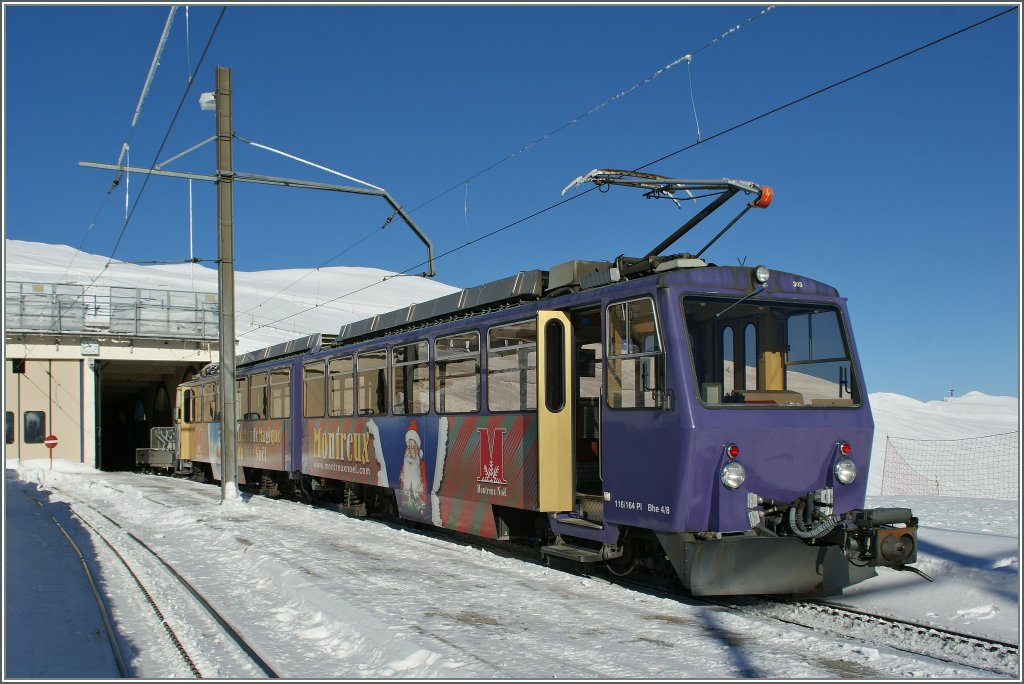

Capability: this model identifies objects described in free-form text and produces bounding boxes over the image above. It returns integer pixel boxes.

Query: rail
[48,486,281,678]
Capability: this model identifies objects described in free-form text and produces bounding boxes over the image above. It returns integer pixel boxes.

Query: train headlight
[753,265,770,285]
[834,457,857,485]
[721,461,746,489]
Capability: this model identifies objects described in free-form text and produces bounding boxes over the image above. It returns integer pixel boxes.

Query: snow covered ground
[3,461,1019,679]
[5,390,1019,679]
[3,238,1020,678]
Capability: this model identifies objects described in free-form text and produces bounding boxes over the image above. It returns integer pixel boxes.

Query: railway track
[37,473,1016,677]
[579,565,1019,677]
[227,481,1024,677]
[22,492,129,678]
[313,506,1019,677]
[735,597,1019,678]
[37,487,281,679]
[415,521,1018,677]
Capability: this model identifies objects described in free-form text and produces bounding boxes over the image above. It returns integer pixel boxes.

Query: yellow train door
[537,310,574,512]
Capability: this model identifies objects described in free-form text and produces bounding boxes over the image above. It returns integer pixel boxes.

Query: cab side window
[606,298,664,409]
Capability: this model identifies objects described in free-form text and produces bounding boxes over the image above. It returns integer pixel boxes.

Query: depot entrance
[95,359,202,471]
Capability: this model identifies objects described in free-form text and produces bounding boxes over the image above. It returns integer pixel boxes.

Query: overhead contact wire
[104,6,227,267]
[253,4,1013,331]
[637,6,1016,172]
[18,6,229,369]
[407,5,775,215]
[407,6,1018,276]
[232,7,775,315]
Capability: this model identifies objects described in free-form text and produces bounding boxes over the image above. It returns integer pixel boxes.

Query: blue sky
[3,4,1020,402]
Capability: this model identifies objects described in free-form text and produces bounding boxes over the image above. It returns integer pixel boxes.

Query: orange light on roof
[751,186,773,209]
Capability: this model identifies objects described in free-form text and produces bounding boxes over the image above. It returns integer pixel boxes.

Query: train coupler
[843,507,921,571]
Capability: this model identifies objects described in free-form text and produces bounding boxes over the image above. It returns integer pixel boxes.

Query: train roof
[333,255,706,346]
[195,332,336,379]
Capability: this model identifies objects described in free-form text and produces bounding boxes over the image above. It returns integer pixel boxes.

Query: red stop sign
[43,435,58,449]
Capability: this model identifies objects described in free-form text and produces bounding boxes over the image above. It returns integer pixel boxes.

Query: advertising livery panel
[237,419,287,471]
[302,414,539,537]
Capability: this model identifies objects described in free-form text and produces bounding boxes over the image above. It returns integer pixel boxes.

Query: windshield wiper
[714,286,767,319]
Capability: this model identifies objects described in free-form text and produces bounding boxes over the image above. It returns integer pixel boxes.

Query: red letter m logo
[477,427,507,484]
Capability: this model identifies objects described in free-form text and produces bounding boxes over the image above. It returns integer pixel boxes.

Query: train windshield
[681,295,860,408]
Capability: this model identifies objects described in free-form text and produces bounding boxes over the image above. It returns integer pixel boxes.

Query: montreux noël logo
[477,427,507,485]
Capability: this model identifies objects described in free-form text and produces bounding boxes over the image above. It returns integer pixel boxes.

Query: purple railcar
[175,171,922,596]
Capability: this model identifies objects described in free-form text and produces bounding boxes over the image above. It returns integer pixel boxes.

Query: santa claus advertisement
[397,418,429,520]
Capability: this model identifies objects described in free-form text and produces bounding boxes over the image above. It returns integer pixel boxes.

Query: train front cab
[540,267,920,596]
[650,268,920,596]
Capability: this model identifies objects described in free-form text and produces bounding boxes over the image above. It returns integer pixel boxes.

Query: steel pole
[215,65,238,501]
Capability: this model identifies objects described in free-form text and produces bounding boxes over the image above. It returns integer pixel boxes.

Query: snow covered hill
[867,392,1018,494]
[4,239,459,354]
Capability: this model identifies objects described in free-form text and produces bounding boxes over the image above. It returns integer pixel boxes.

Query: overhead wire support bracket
[156,136,216,169]
[78,160,436,278]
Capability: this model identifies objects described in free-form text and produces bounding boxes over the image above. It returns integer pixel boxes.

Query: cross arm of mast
[78,161,436,277]
[79,160,216,182]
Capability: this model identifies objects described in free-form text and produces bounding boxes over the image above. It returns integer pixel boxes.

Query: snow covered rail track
[45,487,282,679]
[22,492,130,677]
[733,598,1019,677]
[514,544,1017,678]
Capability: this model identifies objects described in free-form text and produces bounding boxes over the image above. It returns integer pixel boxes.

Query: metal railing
[5,282,218,340]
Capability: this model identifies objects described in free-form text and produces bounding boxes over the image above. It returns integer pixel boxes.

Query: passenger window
[202,383,219,422]
[248,373,268,420]
[269,369,290,419]
[357,349,388,416]
[435,331,480,414]
[5,411,14,445]
[328,356,354,417]
[488,320,537,412]
[392,342,429,415]
[303,361,326,418]
[236,377,248,420]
